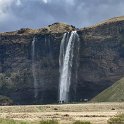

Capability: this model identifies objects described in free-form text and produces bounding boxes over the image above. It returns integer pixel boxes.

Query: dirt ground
[0,102,124,124]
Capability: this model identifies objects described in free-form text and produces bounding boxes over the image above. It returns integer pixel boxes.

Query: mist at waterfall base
[59,31,80,103]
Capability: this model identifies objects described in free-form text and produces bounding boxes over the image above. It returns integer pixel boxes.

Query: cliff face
[77,20,124,101]
[1,18,124,104]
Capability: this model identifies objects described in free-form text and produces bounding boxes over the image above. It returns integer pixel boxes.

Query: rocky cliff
[0,17,124,104]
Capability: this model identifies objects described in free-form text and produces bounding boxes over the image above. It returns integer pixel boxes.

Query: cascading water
[32,37,38,99]
[59,31,80,103]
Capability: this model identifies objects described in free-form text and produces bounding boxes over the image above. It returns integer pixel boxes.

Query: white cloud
[42,0,48,4]
[0,0,13,22]
[0,0,124,32]
[16,0,22,6]
[65,0,75,6]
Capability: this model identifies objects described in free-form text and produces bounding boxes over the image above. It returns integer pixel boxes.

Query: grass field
[91,77,124,102]
[0,102,124,124]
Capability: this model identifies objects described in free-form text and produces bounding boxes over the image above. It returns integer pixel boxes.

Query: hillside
[91,77,124,102]
[0,22,76,35]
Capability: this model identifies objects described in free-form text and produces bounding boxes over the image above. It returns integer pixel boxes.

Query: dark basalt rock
[0,18,124,104]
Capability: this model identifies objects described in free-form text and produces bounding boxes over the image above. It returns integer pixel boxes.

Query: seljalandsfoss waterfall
[31,31,80,103]
[59,31,80,103]
[32,37,38,99]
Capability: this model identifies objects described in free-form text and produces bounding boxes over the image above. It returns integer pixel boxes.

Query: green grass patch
[39,120,58,124]
[0,119,59,124]
[108,114,124,124]
[73,120,91,124]
[0,119,92,124]
[91,77,124,102]
[0,118,29,124]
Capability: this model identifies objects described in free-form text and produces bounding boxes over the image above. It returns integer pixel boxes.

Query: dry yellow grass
[0,102,124,124]
[81,16,124,30]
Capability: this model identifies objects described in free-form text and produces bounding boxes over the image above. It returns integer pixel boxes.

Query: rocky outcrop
[0,17,124,104]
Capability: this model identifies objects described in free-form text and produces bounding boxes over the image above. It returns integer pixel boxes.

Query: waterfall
[59,31,80,103]
[32,37,38,98]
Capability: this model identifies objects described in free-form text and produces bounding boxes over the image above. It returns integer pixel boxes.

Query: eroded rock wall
[0,21,124,104]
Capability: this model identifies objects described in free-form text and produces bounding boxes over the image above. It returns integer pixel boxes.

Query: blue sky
[0,0,124,32]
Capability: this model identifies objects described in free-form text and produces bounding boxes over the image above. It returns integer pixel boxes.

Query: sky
[0,0,124,32]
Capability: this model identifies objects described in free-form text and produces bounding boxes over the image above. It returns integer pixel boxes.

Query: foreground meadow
[0,102,124,124]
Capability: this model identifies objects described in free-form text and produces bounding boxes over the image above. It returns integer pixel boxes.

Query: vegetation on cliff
[0,95,13,105]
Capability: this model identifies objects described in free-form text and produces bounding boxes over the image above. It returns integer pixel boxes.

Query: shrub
[73,120,91,124]
[108,114,124,124]
[0,95,13,105]
[39,120,58,124]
